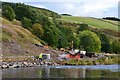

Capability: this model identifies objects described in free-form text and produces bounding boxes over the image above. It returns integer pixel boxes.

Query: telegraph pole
[71,41,73,51]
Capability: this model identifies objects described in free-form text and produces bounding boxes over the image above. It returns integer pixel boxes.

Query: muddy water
[2,64,119,78]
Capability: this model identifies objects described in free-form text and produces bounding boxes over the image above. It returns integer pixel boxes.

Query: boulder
[17,62,23,67]
[33,62,36,65]
[21,63,25,67]
[1,64,9,69]
[28,63,33,67]
[8,63,14,66]
[13,64,19,68]
[54,63,58,66]
[23,62,28,66]
[45,62,52,65]
[10,64,19,68]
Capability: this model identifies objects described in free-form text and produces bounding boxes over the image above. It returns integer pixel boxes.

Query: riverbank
[63,56,120,65]
[0,59,60,69]
[0,55,119,69]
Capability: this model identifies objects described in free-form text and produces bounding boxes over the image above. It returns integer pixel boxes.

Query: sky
[1,0,120,18]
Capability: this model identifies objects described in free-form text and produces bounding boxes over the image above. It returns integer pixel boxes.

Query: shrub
[32,23,44,38]
[21,17,32,29]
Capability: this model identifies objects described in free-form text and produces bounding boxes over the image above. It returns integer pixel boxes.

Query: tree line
[103,17,120,21]
[2,2,120,54]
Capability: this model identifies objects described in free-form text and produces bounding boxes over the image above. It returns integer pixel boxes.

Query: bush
[21,17,32,29]
[32,23,44,38]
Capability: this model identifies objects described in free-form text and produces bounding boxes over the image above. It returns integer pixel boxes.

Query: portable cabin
[42,53,50,60]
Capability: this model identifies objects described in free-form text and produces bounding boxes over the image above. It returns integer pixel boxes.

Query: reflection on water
[2,65,119,78]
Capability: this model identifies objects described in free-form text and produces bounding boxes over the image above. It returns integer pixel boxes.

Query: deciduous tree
[78,30,101,52]
[2,4,16,21]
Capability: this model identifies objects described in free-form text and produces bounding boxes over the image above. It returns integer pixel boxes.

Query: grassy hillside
[61,16,118,32]
[104,20,118,26]
[1,17,44,56]
[1,17,41,44]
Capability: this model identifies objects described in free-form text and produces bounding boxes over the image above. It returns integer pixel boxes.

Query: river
[1,64,120,78]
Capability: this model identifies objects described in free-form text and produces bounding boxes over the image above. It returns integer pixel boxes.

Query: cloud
[80,0,119,16]
[56,1,118,18]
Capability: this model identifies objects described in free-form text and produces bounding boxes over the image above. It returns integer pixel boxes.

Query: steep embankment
[1,17,62,61]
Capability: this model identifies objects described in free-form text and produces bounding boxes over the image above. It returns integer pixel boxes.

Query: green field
[104,20,118,25]
[61,16,118,32]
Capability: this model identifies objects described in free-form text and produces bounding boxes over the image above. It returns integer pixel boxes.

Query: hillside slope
[1,17,41,56]
[1,17,62,60]
[61,16,118,32]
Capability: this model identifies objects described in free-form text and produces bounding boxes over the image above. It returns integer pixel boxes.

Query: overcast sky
[1,0,119,18]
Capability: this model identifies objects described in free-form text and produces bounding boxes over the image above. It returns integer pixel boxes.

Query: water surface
[2,64,119,78]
